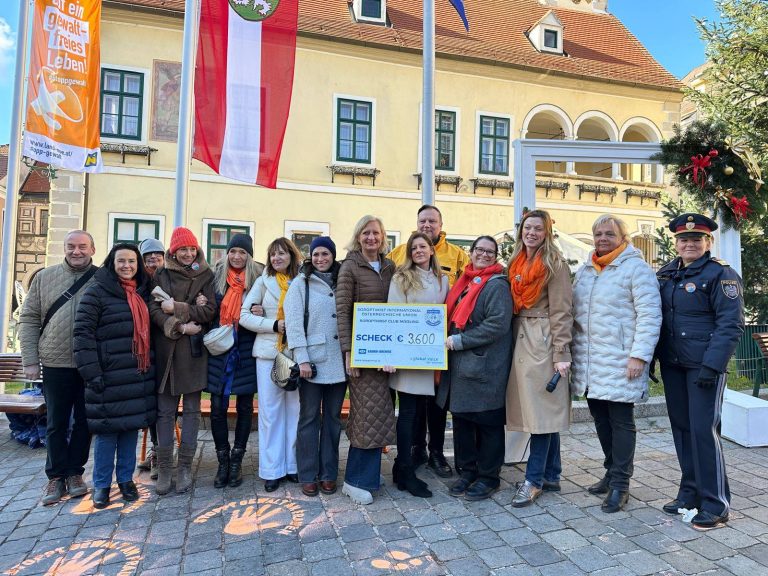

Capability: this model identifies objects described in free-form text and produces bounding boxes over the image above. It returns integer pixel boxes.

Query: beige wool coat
[506,262,573,434]
[336,250,396,449]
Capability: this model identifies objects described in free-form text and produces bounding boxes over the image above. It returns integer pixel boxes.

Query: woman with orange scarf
[506,210,574,508]
[240,237,304,493]
[206,234,264,489]
[437,235,513,502]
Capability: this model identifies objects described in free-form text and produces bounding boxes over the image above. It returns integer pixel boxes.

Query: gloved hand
[87,376,105,393]
[696,366,719,389]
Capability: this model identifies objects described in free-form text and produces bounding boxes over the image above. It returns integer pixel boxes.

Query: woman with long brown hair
[506,210,573,507]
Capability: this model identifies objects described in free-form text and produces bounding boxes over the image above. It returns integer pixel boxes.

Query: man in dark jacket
[655,213,744,531]
[19,230,97,506]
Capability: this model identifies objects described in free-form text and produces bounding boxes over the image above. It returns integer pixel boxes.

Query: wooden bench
[0,353,45,416]
[752,332,768,397]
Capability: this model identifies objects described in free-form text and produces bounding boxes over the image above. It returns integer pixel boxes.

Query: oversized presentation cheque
[351,303,447,370]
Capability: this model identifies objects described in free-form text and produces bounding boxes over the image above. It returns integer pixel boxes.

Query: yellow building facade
[82,0,682,264]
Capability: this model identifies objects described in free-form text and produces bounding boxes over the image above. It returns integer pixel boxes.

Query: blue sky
[0,0,719,145]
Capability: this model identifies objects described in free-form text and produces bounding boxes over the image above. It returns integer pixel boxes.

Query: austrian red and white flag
[193,0,298,188]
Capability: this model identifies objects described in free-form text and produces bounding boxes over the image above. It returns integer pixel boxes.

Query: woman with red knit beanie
[149,226,216,495]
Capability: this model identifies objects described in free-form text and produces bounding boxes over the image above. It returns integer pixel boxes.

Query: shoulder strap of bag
[303,277,310,336]
[40,265,98,335]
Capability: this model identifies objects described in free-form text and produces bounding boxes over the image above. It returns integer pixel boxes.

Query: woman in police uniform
[655,213,744,531]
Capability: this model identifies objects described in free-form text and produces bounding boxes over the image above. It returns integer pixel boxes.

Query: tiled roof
[107,0,682,90]
[20,164,51,194]
[0,145,8,182]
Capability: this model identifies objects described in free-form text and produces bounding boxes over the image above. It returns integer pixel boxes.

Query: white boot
[342,482,373,505]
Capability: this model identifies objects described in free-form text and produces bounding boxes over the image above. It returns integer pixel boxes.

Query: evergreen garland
[652,119,767,229]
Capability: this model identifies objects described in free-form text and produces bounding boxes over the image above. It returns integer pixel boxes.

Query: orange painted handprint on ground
[45,549,118,575]
[371,550,425,571]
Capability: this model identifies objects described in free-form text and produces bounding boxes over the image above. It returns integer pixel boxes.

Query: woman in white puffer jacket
[571,214,661,514]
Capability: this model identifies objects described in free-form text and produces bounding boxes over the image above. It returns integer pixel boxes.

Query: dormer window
[353,0,386,24]
[527,10,564,55]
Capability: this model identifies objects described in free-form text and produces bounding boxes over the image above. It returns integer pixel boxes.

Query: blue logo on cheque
[359,349,366,355]
[425,309,441,327]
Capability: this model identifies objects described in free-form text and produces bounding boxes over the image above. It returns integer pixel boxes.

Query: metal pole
[173,0,199,228]
[421,0,435,205]
[0,0,32,353]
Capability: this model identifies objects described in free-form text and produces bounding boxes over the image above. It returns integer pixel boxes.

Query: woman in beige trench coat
[505,210,573,507]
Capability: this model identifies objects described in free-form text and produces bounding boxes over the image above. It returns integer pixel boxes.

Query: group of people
[18,205,744,532]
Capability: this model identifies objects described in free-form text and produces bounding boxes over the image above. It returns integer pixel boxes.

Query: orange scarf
[119,278,150,373]
[275,273,290,351]
[219,267,245,327]
[446,262,504,330]
[591,242,627,274]
[508,251,548,314]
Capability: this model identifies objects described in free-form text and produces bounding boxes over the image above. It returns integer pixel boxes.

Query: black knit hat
[310,236,336,259]
[226,233,254,257]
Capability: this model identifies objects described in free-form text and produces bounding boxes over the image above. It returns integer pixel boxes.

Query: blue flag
[449,0,469,32]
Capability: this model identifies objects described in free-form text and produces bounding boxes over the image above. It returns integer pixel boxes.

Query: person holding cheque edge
[438,235,513,501]
[505,210,573,508]
[571,215,661,513]
[387,232,449,498]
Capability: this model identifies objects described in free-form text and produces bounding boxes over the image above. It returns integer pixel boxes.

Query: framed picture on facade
[151,60,181,142]
[292,232,321,258]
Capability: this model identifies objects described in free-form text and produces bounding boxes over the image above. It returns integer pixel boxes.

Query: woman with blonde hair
[506,210,574,507]
[336,215,396,504]
[240,237,304,492]
[206,234,264,489]
[387,232,449,498]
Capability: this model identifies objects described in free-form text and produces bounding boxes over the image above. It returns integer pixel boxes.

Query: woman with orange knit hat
[506,210,573,508]
[149,226,216,495]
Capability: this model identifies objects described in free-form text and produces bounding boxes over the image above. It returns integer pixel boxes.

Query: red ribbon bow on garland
[730,194,751,223]
[680,149,718,189]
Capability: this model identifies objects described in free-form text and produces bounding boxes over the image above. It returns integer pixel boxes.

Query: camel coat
[506,262,573,434]
[336,250,396,449]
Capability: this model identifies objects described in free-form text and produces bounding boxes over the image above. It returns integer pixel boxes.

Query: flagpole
[173,0,200,229]
[0,0,32,353]
[421,0,435,205]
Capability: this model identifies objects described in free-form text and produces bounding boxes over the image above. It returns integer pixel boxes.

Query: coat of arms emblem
[229,0,279,21]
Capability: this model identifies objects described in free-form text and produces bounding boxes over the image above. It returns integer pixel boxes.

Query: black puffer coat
[206,290,257,396]
[74,268,157,434]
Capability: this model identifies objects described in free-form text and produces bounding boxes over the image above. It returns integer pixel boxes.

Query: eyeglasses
[473,247,497,257]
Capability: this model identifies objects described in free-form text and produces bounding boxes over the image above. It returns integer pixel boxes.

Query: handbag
[271,276,315,391]
[203,324,234,356]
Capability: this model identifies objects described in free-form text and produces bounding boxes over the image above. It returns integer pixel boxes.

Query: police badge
[721,280,739,300]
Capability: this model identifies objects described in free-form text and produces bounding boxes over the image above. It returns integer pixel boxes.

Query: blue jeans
[345,446,382,492]
[297,381,347,483]
[92,431,139,488]
[526,433,562,488]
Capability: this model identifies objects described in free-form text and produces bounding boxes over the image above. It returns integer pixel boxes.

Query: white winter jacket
[571,245,662,403]
[240,272,285,360]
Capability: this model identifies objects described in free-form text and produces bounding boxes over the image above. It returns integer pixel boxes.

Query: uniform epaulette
[710,257,729,266]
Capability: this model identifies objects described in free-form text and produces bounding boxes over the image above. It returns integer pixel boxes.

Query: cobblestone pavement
[1,415,768,575]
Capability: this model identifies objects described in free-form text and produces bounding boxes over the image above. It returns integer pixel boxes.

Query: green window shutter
[435,110,456,171]
[336,98,372,163]
[478,116,509,176]
[113,218,159,245]
[101,68,144,140]
[207,224,250,264]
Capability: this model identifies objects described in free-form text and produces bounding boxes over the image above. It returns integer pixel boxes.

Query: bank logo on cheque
[425,308,441,327]
[229,0,279,21]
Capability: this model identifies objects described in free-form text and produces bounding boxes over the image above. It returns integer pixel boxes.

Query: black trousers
[413,395,448,455]
[452,411,504,486]
[395,391,427,468]
[42,366,91,479]
[661,363,730,516]
[210,393,254,451]
[587,398,636,491]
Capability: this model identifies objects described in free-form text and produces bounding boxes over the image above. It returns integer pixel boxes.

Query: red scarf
[119,278,150,373]
[445,262,504,330]
[219,267,245,327]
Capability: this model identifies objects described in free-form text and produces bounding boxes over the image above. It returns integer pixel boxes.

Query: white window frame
[284,220,330,240]
[417,105,461,177]
[332,93,377,169]
[528,12,564,55]
[352,0,386,24]
[202,218,254,264]
[107,212,165,250]
[99,64,152,145]
[386,231,401,253]
[474,111,514,179]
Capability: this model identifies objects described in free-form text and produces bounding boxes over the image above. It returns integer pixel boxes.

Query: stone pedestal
[46,171,85,266]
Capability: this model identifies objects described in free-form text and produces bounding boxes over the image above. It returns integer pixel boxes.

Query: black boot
[396,465,432,498]
[229,448,245,488]
[214,449,230,489]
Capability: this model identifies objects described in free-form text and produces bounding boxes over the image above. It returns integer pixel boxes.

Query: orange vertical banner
[23,0,102,172]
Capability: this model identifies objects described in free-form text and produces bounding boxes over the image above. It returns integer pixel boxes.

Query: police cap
[668,213,718,238]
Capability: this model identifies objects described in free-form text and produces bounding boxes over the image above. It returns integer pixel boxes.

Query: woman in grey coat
[572,215,661,512]
[284,237,347,497]
[438,235,513,501]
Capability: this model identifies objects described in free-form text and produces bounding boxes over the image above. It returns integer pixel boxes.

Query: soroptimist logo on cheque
[4,539,141,576]
[193,496,305,536]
